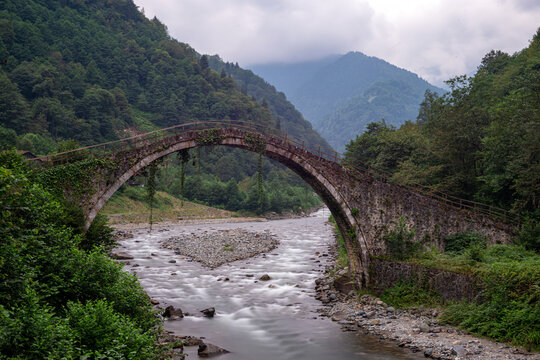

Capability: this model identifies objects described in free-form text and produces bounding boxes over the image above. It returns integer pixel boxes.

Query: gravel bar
[161,229,279,268]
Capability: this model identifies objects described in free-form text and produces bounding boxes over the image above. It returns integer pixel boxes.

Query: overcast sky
[133,0,540,86]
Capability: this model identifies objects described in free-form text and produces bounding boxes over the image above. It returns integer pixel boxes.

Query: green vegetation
[0,0,325,216]
[252,51,444,151]
[377,228,540,350]
[154,150,322,215]
[344,31,539,226]
[102,187,237,224]
[383,217,419,260]
[0,153,160,359]
[379,279,443,309]
[329,215,349,268]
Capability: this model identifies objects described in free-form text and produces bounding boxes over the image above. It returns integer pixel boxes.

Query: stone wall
[368,258,482,302]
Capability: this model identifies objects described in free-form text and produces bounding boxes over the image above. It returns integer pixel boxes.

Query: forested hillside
[252,52,443,151]
[207,56,332,152]
[344,30,540,243]
[0,0,323,214]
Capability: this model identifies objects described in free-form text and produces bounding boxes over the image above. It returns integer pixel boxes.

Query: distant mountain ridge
[251,52,444,151]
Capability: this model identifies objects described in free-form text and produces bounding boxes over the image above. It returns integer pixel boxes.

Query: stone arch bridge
[31,120,516,287]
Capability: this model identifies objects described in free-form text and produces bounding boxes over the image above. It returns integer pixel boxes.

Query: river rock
[333,275,355,294]
[111,251,133,260]
[181,336,203,346]
[452,345,467,357]
[259,274,271,281]
[419,322,430,333]
[201,307,215,317]
[198,342,229,357]
[163,305,184,319]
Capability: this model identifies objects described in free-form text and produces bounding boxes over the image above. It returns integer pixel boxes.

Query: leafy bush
[384,217,419,260]
[0,289,75,359]
[514,212,540,252]
[441,256,540,350]
[82,213,116,251]
[443,231,486,253]
[379,278,443,309]
[66,300,157,360]
[0,156,160,358]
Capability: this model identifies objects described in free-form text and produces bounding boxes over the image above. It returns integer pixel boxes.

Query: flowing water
[116,209,420,360]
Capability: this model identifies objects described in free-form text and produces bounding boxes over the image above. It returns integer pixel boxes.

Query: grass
[379,279,443,309]
[101,187,239,225]
[375,230,540,351]
[328,215,349,269]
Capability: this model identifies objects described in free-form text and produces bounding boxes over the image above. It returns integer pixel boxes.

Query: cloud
[135,0,540,86]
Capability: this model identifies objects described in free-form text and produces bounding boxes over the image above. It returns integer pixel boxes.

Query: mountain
[251,52,444,151]
[207,56,332,152]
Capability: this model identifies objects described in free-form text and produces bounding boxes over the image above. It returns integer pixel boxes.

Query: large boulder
[111,252,134,260]
[163,305,184,319]
[200,307,215,318]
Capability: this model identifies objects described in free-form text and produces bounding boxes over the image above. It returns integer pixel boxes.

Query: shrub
[514,212,540,252]
[379,278,443,309]
[443,231,486,253]
[0,288,76,359]
[66,299,158,360]
[82,213,115,251]
[384,217,419,260]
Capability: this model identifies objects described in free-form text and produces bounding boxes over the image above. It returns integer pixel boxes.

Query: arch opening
[84,132,369,287]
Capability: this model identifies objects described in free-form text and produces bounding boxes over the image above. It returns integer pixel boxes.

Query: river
[116,208,421,359]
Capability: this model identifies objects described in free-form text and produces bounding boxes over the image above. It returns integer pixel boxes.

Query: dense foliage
[0,153,160,359]
[344,30,540,226]
[0,0,326,214]
[252,51,443,151]
[0,0,272,150]
[122,149,322,215]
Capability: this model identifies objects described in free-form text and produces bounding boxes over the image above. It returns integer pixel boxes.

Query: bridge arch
[36,121,513,288]
[83,128,370,286]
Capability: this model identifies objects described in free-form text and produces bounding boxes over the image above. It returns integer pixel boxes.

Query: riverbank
[113,209,425,360]
[315,250,539,359]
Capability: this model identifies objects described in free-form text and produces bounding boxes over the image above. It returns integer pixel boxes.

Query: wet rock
[259,274,271,281]
[168,259,176,263]
[163,305,183,319]
[201,307,215,318]
[149,298,160,305]
[182,336,203,346]
[111,252,133,260]
[198,342,229,357]
[424,348,433,357]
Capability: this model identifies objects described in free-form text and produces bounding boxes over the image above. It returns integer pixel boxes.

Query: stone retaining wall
[368,258,482,301]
